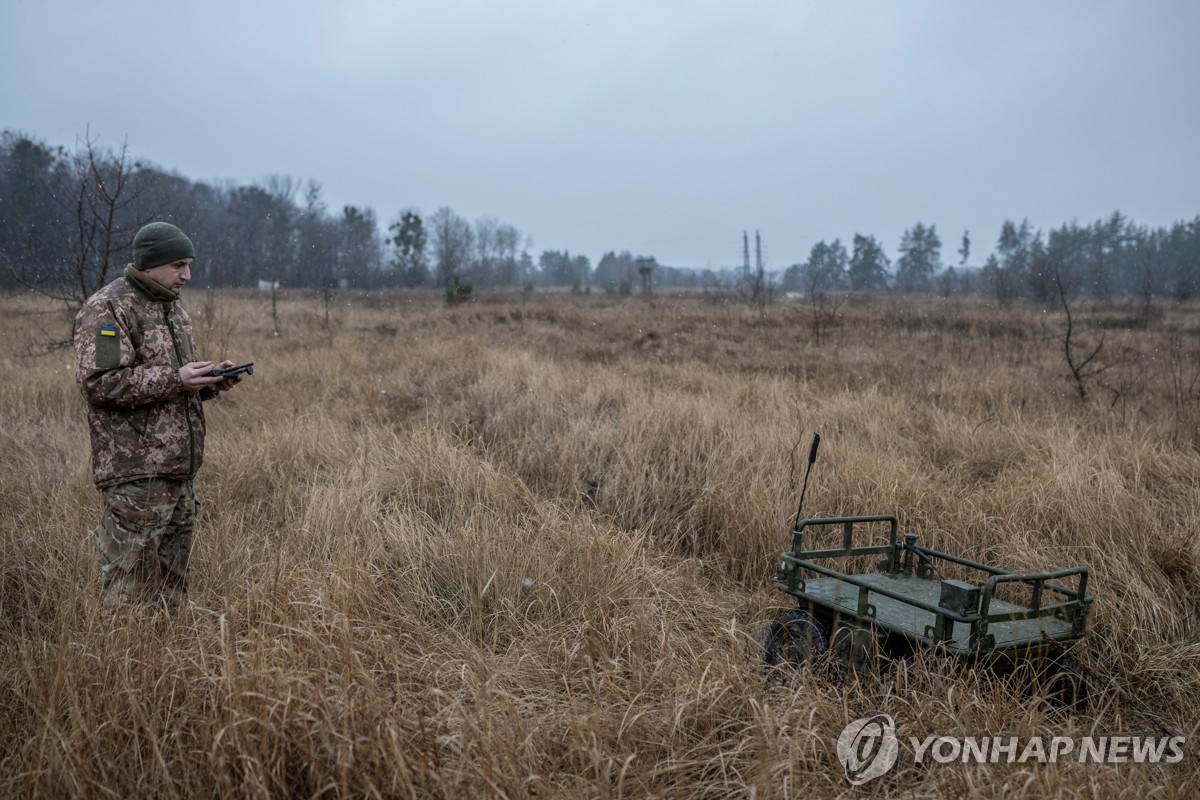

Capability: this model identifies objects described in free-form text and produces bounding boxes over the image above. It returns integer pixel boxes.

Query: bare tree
[429,207,473,289]
[473,216,499,287]
[68,134,142,306]
[18,131,143,315]
[262,174,300,336]
[493,224,521,285]
[807,291,845,347]
[1053,260,1108,402]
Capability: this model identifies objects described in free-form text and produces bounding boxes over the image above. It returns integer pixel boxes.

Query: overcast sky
[3,0,1197,270]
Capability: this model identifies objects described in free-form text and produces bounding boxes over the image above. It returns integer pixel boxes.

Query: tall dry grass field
[1,289,1198,798]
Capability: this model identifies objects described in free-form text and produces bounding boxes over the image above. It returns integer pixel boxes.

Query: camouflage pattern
[75,266,219,607]
[94,477,195,607]
[73,266,212,489]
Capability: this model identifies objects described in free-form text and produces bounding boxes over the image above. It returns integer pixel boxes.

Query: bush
[445,275,473,305]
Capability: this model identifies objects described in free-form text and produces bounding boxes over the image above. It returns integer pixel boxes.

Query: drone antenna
[791,432,820,533]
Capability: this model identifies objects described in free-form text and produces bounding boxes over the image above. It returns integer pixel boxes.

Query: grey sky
[3,0,1197,270]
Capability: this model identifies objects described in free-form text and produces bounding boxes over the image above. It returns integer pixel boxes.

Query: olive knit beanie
[133,222,195,269]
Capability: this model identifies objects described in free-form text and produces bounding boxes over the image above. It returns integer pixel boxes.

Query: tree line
[781,213,1199,304]
[0,132,550,302]
[2,130,1197,306]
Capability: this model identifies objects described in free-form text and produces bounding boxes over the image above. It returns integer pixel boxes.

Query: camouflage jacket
[73,267,216,488]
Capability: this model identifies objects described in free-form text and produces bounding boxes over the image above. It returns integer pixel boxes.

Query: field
[1,288,1198,798]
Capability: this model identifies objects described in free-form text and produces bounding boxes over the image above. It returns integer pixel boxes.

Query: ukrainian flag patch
[96,325,121,367]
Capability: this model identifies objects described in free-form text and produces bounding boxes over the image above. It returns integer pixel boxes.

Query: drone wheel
[764,609,828,670]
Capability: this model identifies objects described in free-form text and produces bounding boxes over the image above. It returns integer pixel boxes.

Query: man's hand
[180,361,233,392]
[210,359,244,392]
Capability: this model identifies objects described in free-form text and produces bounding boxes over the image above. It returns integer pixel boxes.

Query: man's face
[143,257,193,292]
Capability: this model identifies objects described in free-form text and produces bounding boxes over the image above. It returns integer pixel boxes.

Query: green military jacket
[73,266,213,489]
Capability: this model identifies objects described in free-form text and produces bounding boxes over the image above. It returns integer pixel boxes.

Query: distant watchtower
[637,257,654,297]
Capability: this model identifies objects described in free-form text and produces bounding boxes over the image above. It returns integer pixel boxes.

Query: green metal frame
[774,515,1094,661]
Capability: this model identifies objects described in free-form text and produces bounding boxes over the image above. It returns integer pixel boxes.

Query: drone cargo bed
[799,572,1077,654]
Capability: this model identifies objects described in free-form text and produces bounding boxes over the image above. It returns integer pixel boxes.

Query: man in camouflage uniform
[74,221,242,608]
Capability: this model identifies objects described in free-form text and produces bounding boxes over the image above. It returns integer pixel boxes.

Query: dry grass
[1,289,1198,798]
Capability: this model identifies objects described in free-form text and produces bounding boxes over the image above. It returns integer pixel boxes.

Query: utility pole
[743,231,751,283]
[753,230,767,305]
[756,230,763,283]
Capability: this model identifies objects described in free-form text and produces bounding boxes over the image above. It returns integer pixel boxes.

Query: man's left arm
[74,301,183,408]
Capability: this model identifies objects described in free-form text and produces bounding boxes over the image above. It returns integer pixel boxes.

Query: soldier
[73,221,242,608]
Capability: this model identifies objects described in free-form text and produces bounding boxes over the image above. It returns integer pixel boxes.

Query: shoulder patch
[96,326,121,368]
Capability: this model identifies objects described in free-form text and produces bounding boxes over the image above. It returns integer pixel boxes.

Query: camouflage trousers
[93,477,195,608]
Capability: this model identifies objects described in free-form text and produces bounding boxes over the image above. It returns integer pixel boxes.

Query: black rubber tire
[764,609,829,669]
[1044,656,1089,710]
